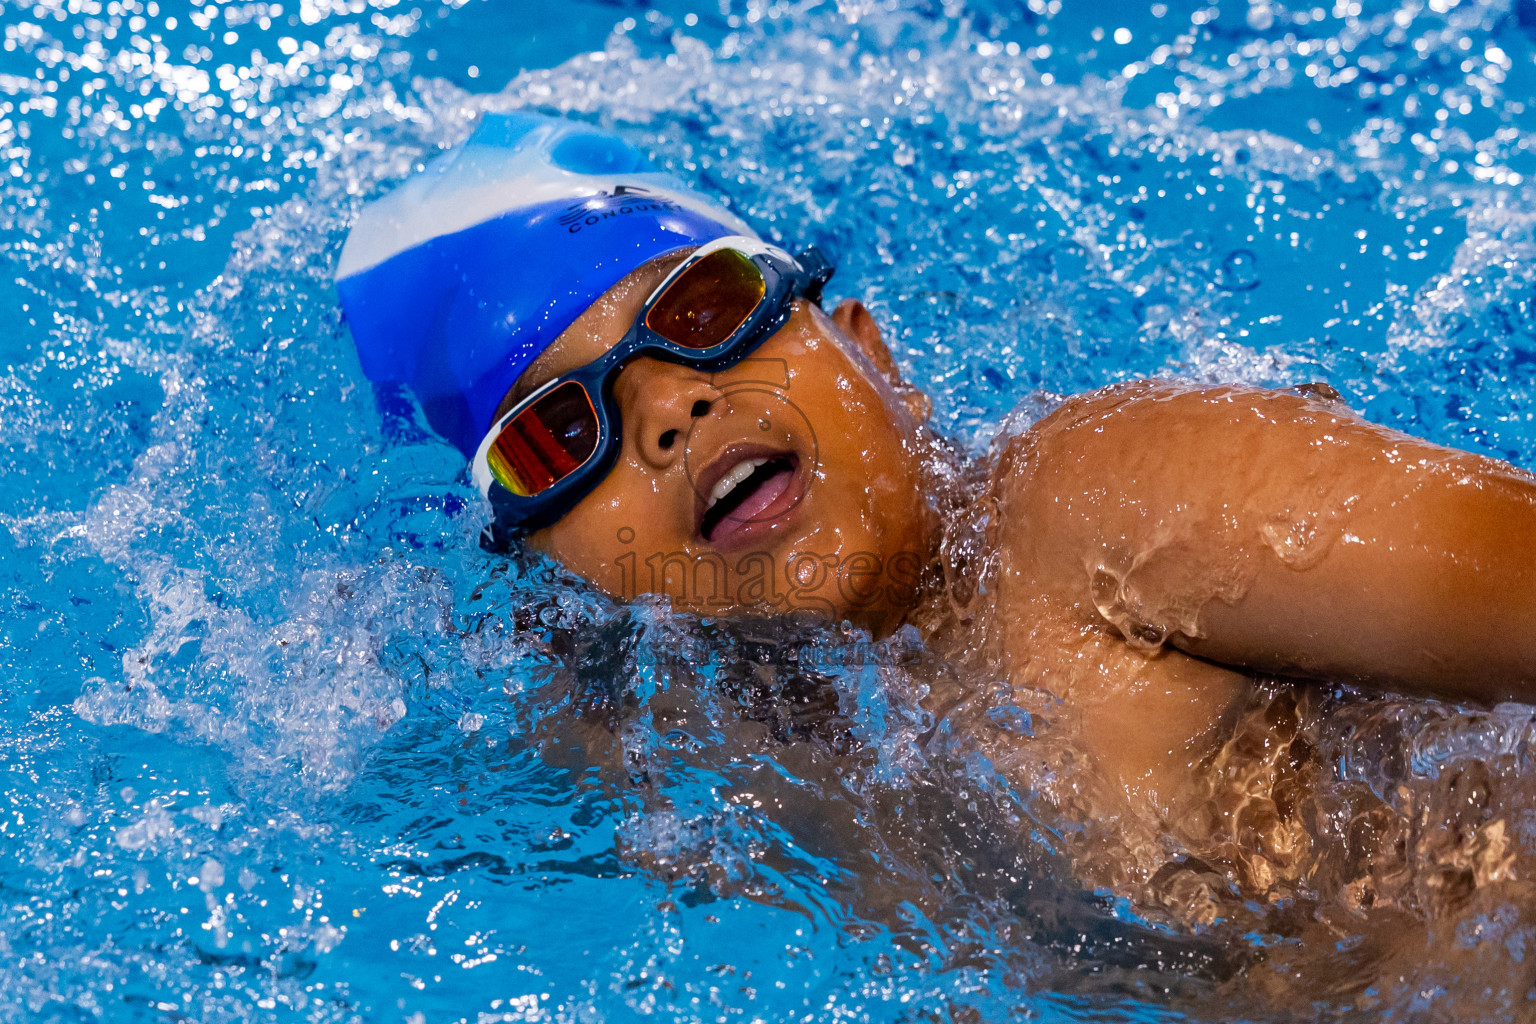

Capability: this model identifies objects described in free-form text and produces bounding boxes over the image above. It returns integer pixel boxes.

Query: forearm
[1177,453,1536,699]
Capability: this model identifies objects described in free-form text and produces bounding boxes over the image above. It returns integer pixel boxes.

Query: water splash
[1,0,1535,1019]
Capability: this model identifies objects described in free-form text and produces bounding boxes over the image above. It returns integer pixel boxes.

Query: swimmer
[337,113,1536,982]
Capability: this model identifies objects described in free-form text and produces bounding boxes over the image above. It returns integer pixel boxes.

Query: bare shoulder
[978,381,1266,817]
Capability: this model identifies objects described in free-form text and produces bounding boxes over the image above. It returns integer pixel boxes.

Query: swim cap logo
[556,185,684,235]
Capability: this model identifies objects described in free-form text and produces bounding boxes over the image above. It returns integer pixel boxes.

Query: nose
[614,357,718,470]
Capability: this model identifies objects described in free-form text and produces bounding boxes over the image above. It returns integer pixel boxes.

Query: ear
[831,298,896,380]
[830,298,932,423]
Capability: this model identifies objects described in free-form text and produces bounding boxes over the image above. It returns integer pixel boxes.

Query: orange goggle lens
[486,381,600,497]
[644,247,766,350]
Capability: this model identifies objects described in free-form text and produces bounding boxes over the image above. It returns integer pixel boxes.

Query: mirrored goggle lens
[644,247,767,350]
[486,381,600,498]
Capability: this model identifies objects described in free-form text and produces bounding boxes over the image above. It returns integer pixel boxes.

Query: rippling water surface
[3,0,1536,1019]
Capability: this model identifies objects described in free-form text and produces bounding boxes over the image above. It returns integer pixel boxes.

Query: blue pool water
[3,0,1536,1019]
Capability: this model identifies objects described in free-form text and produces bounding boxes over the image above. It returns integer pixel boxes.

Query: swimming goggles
[471,235,834,535]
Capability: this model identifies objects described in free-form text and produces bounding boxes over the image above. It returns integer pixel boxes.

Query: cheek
[797,386,920,525]
[531,468,688,564]
[527,497,621,569]
[525,510,632,601]
[774,327,902,439]
[816,375,907,455]
[774,353,914,475]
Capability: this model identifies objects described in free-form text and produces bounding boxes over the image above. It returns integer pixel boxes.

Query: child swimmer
[337,113,1536,928]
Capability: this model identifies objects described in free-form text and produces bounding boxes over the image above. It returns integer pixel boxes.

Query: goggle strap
[480,522,510,553]
[794,246,835,306]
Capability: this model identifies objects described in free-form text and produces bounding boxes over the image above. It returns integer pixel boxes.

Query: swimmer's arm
[1005,380,1536,703]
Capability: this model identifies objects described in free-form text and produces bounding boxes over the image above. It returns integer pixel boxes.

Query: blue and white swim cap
[336,112,756,457]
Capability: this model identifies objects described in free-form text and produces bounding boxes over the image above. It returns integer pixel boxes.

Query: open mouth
[699,453,799,543]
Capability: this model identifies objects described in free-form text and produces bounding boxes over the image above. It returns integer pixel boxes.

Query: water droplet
[1516,288,1536,337]
[1215,249,1261,292]
[198,859,225,891]
[1289,381,1342,402]
[1258,512,1333,570]
[1287,381,1350,413]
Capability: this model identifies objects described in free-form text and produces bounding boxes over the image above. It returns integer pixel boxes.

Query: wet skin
[510,254,1536,889]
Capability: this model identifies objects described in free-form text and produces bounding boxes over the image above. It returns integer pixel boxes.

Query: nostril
[690,399,711,418]
[658,429,678,450]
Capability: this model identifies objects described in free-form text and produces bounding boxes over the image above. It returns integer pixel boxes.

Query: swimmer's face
[508,254,936,632]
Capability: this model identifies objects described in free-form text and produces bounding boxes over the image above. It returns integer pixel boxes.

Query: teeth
[708,458,768,509]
